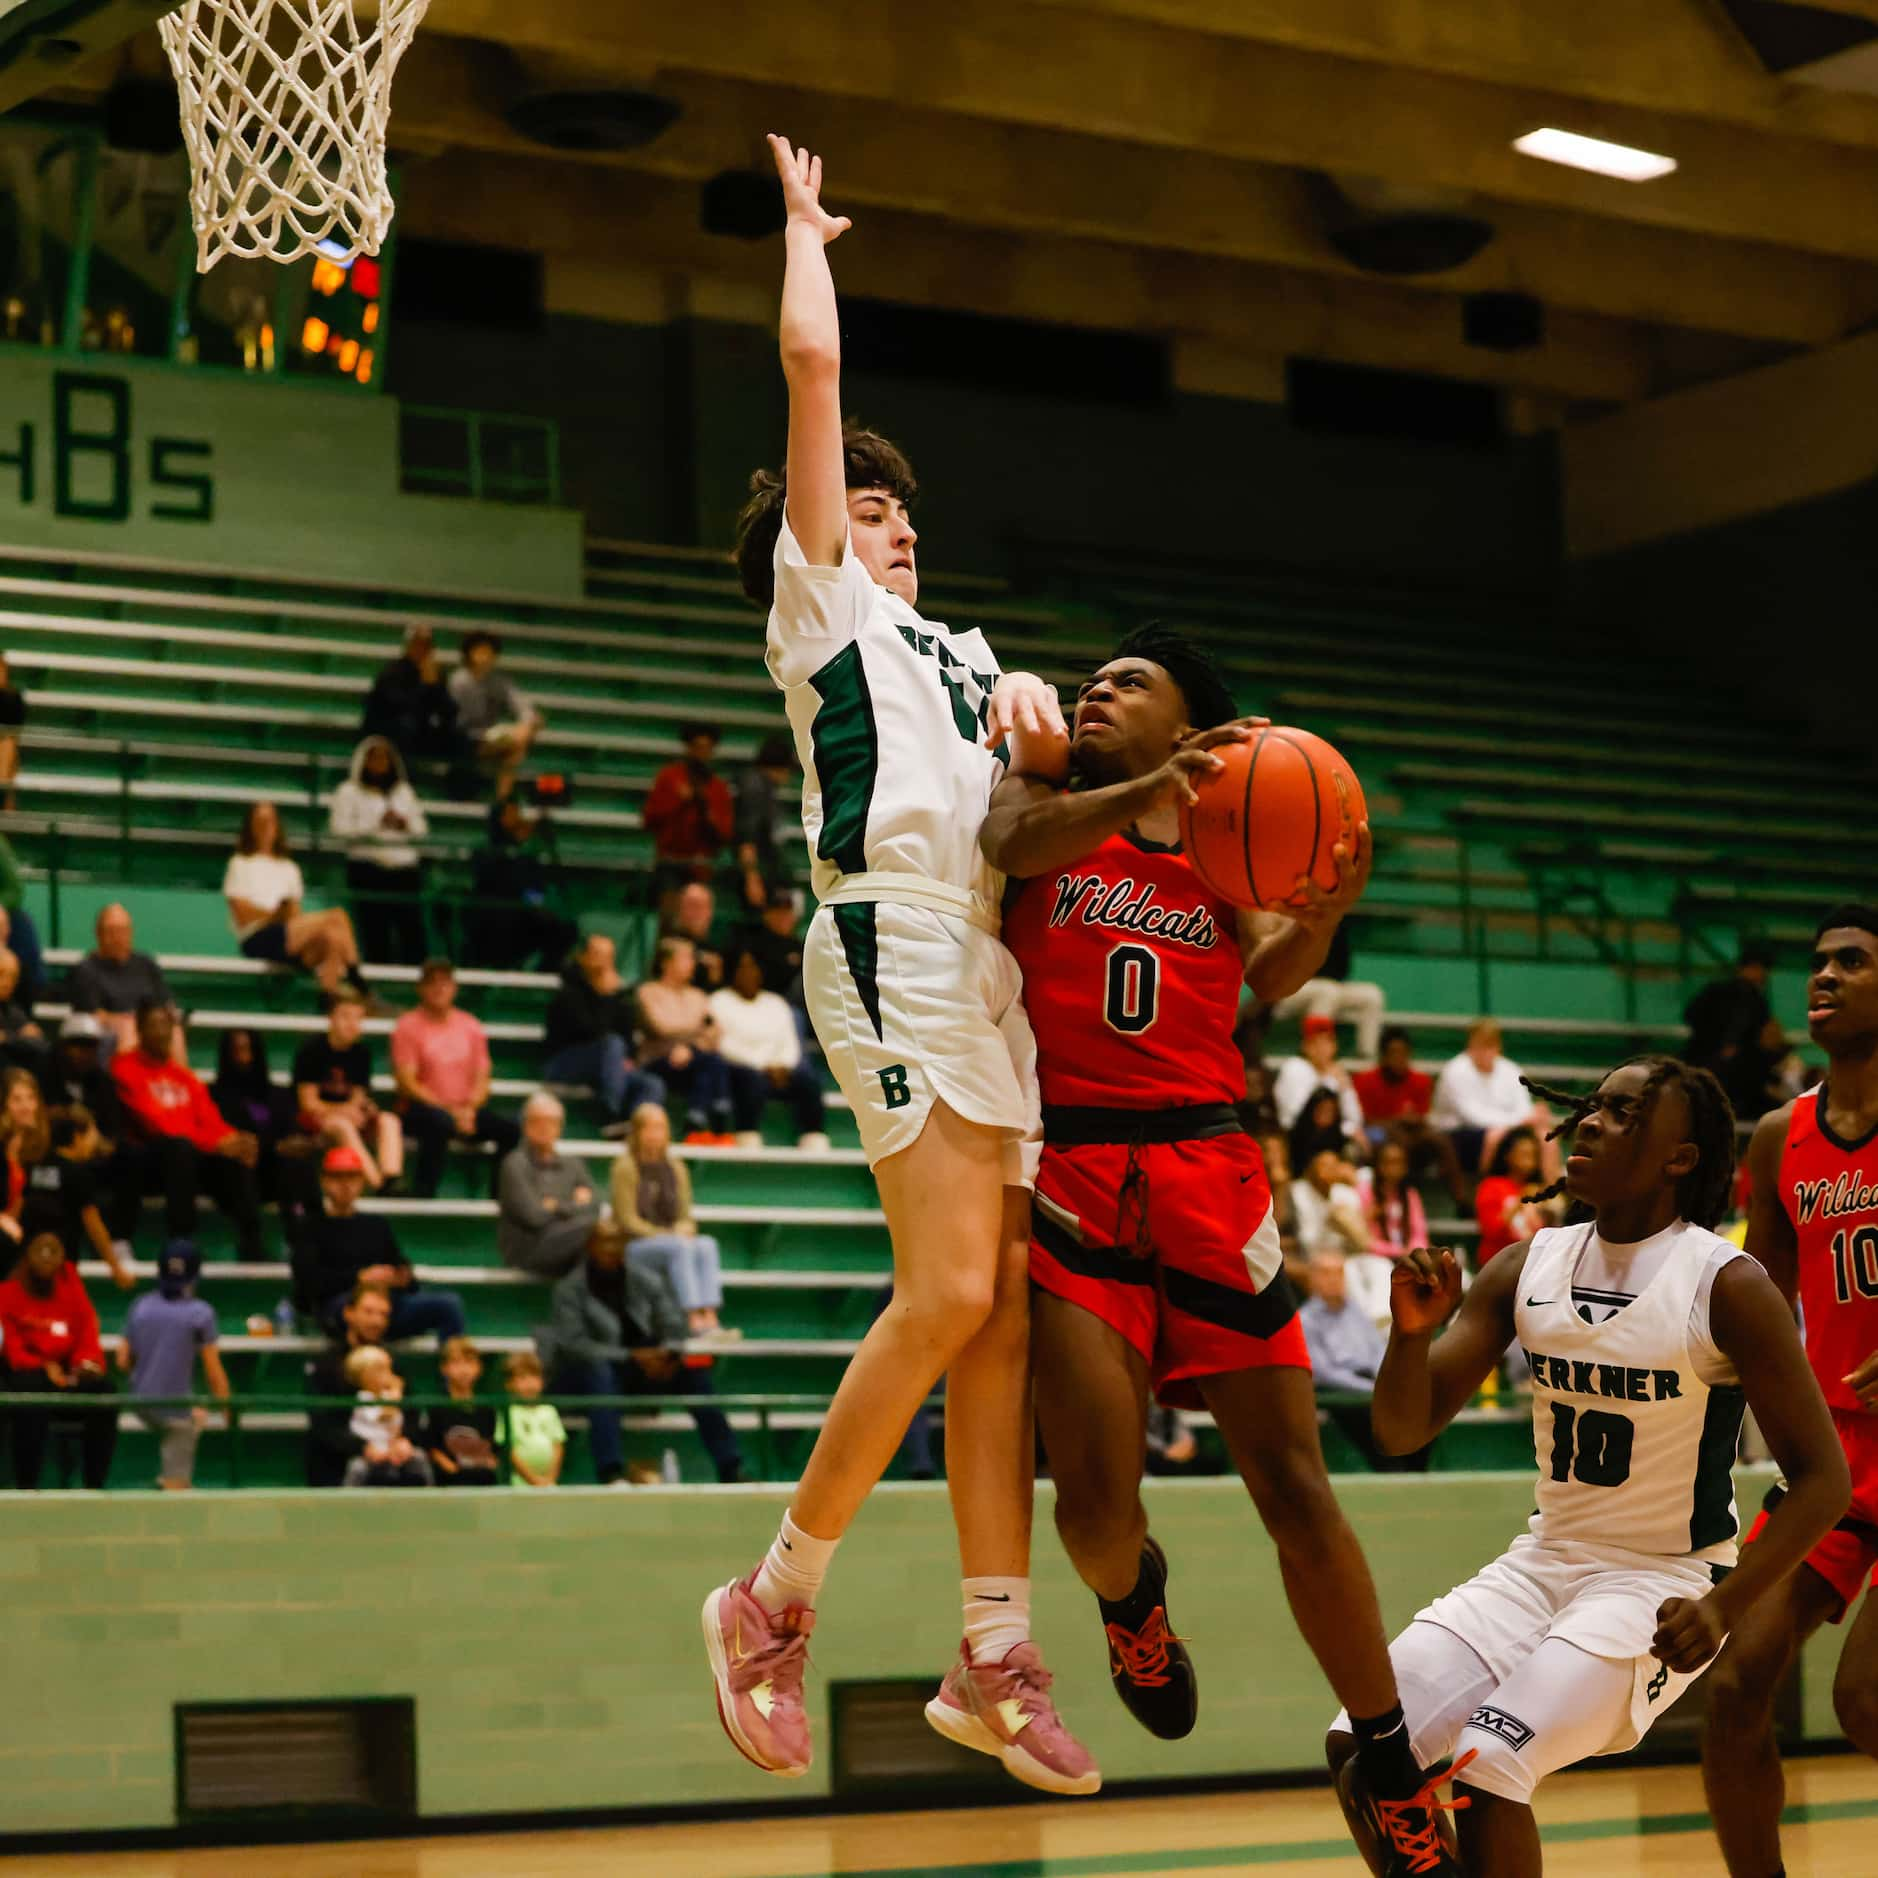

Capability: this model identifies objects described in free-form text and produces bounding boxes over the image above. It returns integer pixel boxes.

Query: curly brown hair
[732,423,919,608]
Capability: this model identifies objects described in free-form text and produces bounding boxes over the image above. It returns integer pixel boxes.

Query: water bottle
[661,1447,681,1485]
[273,1298,298,1338]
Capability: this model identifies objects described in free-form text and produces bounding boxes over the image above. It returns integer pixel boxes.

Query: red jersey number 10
[1831,1226,1878,1304]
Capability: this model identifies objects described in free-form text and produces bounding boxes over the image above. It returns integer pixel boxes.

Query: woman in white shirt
[223,801,366,996]
[707,947,829,1150]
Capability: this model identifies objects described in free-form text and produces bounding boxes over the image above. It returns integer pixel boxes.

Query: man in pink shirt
[391,959,520,1197]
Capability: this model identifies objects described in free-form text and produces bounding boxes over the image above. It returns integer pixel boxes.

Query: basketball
[1178,726,1367,910]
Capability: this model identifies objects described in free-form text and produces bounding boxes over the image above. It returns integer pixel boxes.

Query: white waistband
[819,872,1001,936]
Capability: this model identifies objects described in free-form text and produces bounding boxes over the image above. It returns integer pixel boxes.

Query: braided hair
[1518,1054,1738,1229]
[1110,623,1239,732]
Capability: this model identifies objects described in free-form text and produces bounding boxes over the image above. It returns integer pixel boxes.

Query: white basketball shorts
[804,899,1042,1188]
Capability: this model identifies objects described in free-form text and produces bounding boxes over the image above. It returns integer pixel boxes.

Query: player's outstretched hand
[768,134,852,244]
[1389,1246,1463,1336]
[1152,743,1232,808]
[1652,1595,1727,1673]
[1843,1347,1878,1413]
[985,672,1068,751]
[1173,716,1269,752]
[1288,819,1373,926]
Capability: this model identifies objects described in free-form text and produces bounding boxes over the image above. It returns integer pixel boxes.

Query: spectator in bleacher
[497,1092,602,1279]
[634,938,734,1142]
[737,887,807,1011]
[392,959,521,1198]
[1287,1084,1356,1173]
[68,904,180,1059]
[1298,1249,1429,1474]
[611,1102,733,1340]
[1352,1025,1470,1208]
[1267,925,1386,1061]
[661,882,727,991]
[211,1027,305,1200]
[541,932,667,1139]
[1473,1125,1559,1266]
[644,721,733,912]
[708,947,829,1150]
[118,1240,228,1490]
[0,947,46,1078]
[341,1344,432,1487]
[292,988,403,1190]
[1429,1017,1557,1179]
[500,1349,566,1488]
[223,802,369,999]
[0,1231,116,1489]
[362,624,468,777]
[1238,1056,1281,1137]
[304,1281,392,1487]
[1291,1147,1370,1262]
[543,1218,746,1486]
[1683,938,1781,1122]
[449,631,542,799]
[464,796,577,972]
[329,736,429,967]
[41,1020,138,1256]
[417,1335,500,1487]
[0,649,23,811]
[112,998,265,1258]
[733,732,796,912]
[293,1144,465,1340]
[0,874,47,1011]
[0,1065,49,1252]
[23,1107,133,1289]
[1357,1138,1427,1260]
[1273,1016,1367,1158]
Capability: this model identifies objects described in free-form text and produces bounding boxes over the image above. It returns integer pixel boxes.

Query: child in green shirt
[501,1349,565,1487]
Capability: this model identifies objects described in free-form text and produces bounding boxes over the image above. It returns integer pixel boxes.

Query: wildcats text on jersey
[1045,873,1223,951]
[1791,1169,1878,1225]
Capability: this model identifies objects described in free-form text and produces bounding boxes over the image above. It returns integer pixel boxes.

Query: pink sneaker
[700,1575,814,1777]
[924,1639,1101,1795]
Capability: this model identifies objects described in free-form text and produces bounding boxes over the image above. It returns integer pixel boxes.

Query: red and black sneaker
[1102,1537,1197,1740]
[1335,1746,1472,1878]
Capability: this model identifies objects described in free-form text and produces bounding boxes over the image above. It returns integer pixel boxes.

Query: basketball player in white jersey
[1326,1057,1850,1877]
[702,136,1099,1794]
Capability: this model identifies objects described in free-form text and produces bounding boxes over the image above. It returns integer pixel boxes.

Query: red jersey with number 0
[1780,1085,1878,1416]
[1004,831,1246,1109]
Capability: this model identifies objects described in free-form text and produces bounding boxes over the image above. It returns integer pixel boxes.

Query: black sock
[1097,1549,1162,1634]
[1351,1703,1422,1802]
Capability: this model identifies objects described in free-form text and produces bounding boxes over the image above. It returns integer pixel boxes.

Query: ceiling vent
[1312,174,1495,276]
[505,89,681,153]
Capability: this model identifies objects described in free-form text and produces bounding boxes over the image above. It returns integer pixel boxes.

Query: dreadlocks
[1111,623,1239,732]
[1518,1055,1738,1230]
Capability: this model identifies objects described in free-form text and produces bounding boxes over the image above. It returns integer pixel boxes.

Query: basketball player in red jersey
[986,626,1467,1876]
[1700,904,1878,1876]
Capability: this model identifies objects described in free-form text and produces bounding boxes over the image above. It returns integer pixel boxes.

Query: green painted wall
[0,352,583,597]
[0,1468,1854,1835]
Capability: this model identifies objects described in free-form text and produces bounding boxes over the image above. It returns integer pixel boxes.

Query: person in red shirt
[1701,903,1878,1874]
[1471,1127,1554,1266]
[0,1230,117,1487]
[643,722,734,912]
[1352,1025,1470,1209]
[111,999,263,1257]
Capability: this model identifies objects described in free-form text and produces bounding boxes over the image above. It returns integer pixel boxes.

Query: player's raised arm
[1236,819,1372,1002]
[1369,1240,1524,1454]
[769,134,852,569]
[1741,1102,1800,1306]
[979,725,1250,877]
[1651,1256,1849,1672]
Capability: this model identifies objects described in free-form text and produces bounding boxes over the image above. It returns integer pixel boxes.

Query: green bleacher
[1,534,1851,1489]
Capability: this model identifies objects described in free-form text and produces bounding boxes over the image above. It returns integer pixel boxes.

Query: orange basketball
[1177,726,1367,910]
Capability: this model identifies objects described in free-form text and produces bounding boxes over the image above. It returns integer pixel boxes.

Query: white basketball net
[158,0,429,272]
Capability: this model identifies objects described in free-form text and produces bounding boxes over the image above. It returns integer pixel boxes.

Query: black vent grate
[177,1700,416,1821]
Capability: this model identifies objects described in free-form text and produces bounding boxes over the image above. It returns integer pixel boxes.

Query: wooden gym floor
[14,1754,1876,1876]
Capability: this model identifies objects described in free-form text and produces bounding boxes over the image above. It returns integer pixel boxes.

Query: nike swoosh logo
[1525,1298,1552,1307]
[780,1538,792,1550]
[978,1593,1012,1602]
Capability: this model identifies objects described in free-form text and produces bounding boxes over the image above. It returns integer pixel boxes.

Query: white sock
[962,1575,1031,1664]
[750,1510,839,1615]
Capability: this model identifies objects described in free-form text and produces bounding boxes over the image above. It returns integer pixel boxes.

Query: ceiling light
[1512,128,1677,183]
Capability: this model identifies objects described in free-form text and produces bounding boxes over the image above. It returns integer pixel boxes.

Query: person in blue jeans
[540,932,666,1139]
[543,1219,744,1485]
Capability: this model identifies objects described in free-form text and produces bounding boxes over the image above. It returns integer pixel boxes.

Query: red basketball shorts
[1028,1130,1307,1408]
[1747,1409,1878,1618]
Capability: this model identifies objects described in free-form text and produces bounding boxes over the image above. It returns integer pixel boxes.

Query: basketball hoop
[158,0,429,272]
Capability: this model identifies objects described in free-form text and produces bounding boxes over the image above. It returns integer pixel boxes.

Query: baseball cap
[1302,1014,1337,1039]
[322,1145,367,1175]
[158,1239,201,1298]
[59,1012,103,1042]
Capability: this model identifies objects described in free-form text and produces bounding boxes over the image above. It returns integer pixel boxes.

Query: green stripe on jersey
[832,900,883,1041]
[1691,1383,1746,1552]
[808,640,879,877]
